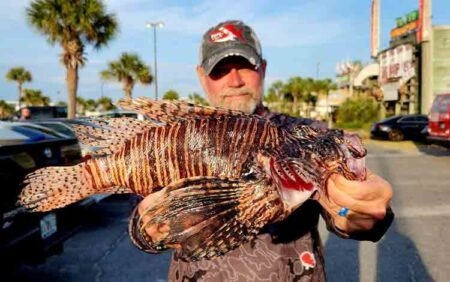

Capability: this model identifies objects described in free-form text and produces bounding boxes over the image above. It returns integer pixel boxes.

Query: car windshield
[0,122,63,146]
[431,95,450,113]
[35,122,76,138]
[380,116,401,123]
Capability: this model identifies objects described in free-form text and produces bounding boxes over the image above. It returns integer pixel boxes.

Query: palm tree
[163,90,179,100]
[97,96,116,111]
[0,100,15,119]
[266,80,284,112]
[100,52,152,99]
[76,96,88,115]
[285,77,308,116]
[302,78,316,117]
[85,99,98,112]
[27,0,118,118]
[187,93,209,106]
[314,78,337,123]
[21,89,51,106]
[5,67,32,108]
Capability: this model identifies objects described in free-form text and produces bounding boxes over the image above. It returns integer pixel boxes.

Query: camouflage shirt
[128,110,394,281]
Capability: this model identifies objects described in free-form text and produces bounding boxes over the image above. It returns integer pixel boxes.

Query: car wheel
[388,130,404,141]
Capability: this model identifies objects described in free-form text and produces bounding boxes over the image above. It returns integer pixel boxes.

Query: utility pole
[146,21,164,100]
[420,0,433,114]
[316,61,320,79]
[370,0,380,59]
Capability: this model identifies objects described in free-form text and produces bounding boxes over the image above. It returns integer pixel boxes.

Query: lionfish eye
[332,135,343,144]
[292,126,305,138]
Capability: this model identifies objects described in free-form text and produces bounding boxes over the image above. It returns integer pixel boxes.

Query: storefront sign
[379,44,415,85]
[390,10,419,39]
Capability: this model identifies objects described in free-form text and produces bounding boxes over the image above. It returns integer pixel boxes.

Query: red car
[428,94,450,145]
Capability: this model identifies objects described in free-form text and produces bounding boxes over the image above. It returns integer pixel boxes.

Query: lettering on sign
[379,44,415,85]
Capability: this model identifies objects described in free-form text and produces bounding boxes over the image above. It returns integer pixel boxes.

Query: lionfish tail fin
[19,163,95,212]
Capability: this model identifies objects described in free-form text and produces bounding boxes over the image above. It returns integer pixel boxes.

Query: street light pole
[146,21,164,100]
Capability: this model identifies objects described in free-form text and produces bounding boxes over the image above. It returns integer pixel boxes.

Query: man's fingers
[317,191,380,233]
[326,185,388,220]
[334,213,377,233]
[327,172,393,203]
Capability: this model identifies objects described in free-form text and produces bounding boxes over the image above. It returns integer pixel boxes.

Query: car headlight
[379,125,391,132]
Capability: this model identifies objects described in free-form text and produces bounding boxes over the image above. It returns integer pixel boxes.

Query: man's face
[197,56,266,114]
[21,108,30,118]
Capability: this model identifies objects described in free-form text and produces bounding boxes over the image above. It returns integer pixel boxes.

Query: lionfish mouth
[345,157,367,181]
[341,133,368,181]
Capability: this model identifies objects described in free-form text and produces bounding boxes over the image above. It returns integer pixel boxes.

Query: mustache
[220,87,257,98]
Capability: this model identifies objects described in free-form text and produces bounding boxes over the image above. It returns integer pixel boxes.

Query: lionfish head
[328,130,367,181]
[289,126,367,182]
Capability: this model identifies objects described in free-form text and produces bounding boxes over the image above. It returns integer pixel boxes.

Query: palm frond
[99,52,153,98]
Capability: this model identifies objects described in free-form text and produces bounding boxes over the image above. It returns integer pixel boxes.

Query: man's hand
[137,189,173,244]
[316,169,393,233]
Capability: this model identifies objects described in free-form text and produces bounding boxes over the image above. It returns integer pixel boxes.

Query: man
[19,107,31,121]
[129,20,393,281]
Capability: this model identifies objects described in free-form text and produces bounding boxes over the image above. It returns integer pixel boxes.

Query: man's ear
[196,65,207,89]
[261,59,267,78]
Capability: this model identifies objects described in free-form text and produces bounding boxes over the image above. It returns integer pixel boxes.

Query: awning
[353,63,379,87]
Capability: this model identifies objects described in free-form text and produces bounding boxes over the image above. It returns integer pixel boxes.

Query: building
[377,10,421,116]
[377,8,450,115]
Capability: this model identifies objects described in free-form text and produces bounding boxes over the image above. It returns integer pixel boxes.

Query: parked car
[370,114,429,141]
[0,122,99,264]
[96,110,146,120]
[12,106,68,121]
[33,119,77,138]
[428,94,450,145]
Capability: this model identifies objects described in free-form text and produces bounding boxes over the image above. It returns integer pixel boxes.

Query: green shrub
[336,96,378,129]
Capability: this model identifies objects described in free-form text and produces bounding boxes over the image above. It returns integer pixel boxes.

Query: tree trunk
[276,90,282,112]
[66,64,78,119]
[378,102,386,120]
[292,96,298,116]
[17,83,22,109]
[123,81,134,100]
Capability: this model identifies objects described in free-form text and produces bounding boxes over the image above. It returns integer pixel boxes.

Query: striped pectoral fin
[138,176,283,261]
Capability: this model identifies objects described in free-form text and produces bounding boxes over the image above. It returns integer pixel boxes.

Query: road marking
[395,205,450,218]
[360,241,377,282]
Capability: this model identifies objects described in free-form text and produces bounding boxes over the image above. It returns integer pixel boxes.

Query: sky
[1,0,450,104]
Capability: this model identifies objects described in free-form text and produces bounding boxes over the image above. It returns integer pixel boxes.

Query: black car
[0,122,98,264]
[370,114,429,141]
[33,119,77,138]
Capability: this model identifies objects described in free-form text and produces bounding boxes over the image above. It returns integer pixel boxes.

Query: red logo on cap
[300,251,316,270]
[209,24,246,43]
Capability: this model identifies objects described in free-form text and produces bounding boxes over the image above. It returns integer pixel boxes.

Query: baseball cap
[199,20,263,75]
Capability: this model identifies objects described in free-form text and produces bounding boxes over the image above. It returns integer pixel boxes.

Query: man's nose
[227,68,245,88]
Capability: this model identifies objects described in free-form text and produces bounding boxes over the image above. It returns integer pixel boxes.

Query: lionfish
[19,97,367,261]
